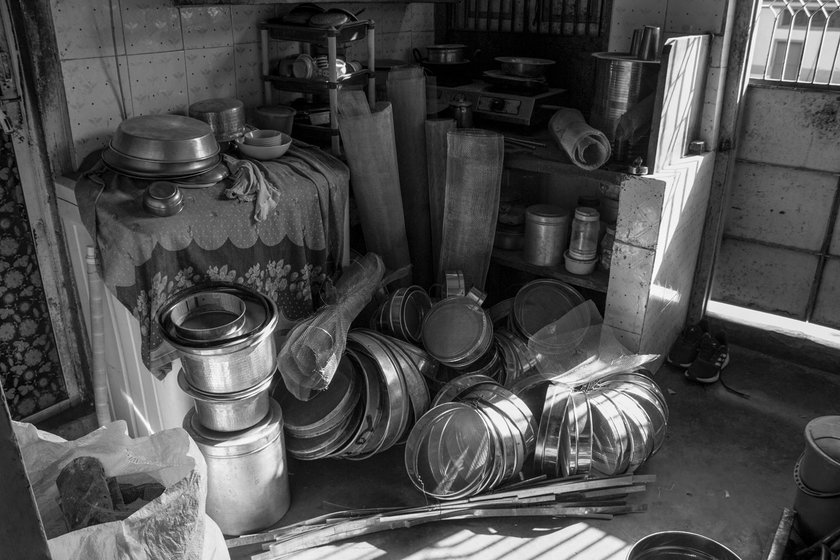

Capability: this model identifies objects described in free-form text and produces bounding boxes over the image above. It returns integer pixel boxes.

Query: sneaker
[667,319,709,367]
[685,332,729,384]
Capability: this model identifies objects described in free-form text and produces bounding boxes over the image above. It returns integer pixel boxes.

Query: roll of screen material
[548,108,611,170]
[337,98,412,281]
[425,118,456,279]
[388,66,434,288]
[439,129,504,291]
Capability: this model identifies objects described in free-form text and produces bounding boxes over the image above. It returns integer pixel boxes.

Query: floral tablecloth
[76,143,348,377]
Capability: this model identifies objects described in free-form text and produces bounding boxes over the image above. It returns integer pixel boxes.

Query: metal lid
[421,297,491,363]
[526,204,569,225]
[573,207,600,222]
[184,398,283,457]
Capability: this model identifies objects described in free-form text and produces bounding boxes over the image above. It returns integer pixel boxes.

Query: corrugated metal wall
[711,84,840,328]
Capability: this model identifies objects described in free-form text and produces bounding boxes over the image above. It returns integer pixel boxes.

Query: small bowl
[564,250,597,275]
[243,129,288,147]
[238,135,292,161]
[143,181,184,217]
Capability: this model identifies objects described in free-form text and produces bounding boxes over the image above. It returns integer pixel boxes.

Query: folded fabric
[548,108,612,171]
[223,155,281,222]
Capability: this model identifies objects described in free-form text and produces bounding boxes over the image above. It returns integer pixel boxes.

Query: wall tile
[740,86,840,174]
[711,239,818,319]
[232,5,276,45]
[812,258,840,330]
[51,0,125,60]
[126,51,189,115]
[180,6,233,50]
[664,0,726,35]
[725,162,836,252]
[120,0,183,55]
[607,0,666,53]
[185,47,237,105]
[234,44,264,109]
[61,56,130,168]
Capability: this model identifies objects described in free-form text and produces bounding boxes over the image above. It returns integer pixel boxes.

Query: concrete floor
[38,342,839,560]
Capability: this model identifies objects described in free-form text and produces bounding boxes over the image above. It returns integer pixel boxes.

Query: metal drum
[185,399,290,536]
[589,52,660,162]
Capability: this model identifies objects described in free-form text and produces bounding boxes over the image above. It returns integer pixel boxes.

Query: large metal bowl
[103,145,220,175]
[111,114,220,163]
[496,56,555,78]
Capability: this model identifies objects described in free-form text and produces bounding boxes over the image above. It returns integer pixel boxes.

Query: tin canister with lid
[523,204,570,267]
[184,399,290,536]
[568,207,601,261]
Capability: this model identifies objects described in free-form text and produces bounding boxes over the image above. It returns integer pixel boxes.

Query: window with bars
[449,0,607,36]
[750,0,840,85]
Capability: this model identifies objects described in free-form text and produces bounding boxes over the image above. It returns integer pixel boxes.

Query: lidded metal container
[184,399,290,536]
[189,98,246,142]
[523,204,570,267]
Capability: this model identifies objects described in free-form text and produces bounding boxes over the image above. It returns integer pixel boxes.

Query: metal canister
[450,98,474,128]
[523,204,570,267]
[184,399,290,536]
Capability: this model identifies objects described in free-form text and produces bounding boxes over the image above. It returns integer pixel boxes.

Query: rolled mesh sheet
[337,101,412,280]
[438,128,504,291]
[388,66,434,288]
[425,118,456,280]
[548,108,611,170]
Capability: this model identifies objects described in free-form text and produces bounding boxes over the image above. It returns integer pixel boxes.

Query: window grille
[750,0,840,85]
[449,0,606,36]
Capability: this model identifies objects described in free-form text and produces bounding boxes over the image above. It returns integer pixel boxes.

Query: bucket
[794,453,840,543]
[799,416,840,494]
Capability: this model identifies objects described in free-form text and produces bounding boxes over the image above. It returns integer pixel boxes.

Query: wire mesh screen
[751,0,840,85]
[450,0,606,36]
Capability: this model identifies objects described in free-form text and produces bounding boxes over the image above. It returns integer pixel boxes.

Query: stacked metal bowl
[276,329,432,460]
[188,98,246,143]
[102,114,221,179]
[156,283,280,432]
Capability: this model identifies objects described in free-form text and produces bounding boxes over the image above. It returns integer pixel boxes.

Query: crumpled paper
[548,108,612,170]
[13,420,229,560]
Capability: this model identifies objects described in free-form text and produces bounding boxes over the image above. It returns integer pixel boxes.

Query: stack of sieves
[155,282,290,536]
[189,98,246,145]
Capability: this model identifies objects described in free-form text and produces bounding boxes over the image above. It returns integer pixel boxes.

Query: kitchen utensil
[189,98,246,142]
[243,129,288,147]
[308,7,362,28]
[293,53,317,79]
[142,181,184,217]
[799,416,840,494]
[495,56,554,78]
[421,296,493,368]
[184,399,290,536]
[157,284,280,394]
[279,3,325,26]
[238,134,292,160]
[110,114,219,163]
[167,290,247,342]
[627,531,742,560]
[424,44,468,64]
[178,369,274,432]
[102,146,220,177]
[253,105,297,135]
[523,204,569,267]
[639,25,662,61]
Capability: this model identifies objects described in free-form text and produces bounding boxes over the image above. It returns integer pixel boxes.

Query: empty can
[523,204,570,267]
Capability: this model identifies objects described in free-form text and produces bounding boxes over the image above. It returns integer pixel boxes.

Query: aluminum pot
[496,56,555,78]
[184,400,290,536]
[157,283,280,393]
[178,369,274,432]
[426,44,468,64]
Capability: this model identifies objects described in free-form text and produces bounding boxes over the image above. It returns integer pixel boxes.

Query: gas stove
[431,81,566,128]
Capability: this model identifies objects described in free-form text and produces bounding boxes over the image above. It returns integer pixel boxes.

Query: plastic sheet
[12,420,228,560]
[278,252,386,400]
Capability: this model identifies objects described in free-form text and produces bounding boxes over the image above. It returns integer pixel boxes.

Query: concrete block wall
[712,85,840,328]
[49,0,435,169]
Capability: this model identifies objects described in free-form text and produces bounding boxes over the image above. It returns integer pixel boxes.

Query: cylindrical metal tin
[185,399,290,536]
[178,369,274,432]
[523,204,570,267]
[568,207,601,261]
[188,98,246,142]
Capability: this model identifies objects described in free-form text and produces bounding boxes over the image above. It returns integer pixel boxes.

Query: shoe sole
[684,354,730,384]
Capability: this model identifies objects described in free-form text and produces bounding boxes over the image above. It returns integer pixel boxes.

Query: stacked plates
[102,114,221,180]
[278,329,431,460]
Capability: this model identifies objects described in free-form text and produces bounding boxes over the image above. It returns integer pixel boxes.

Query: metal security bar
[450,0,606,36]
[750,0,840,85]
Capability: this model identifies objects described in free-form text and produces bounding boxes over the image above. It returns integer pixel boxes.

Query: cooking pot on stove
[425,44,468,64]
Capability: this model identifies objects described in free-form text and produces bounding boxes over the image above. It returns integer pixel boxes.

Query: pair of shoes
[685,332,730,384]
[667,319,709,367]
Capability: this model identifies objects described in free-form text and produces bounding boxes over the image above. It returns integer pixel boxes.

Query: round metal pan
[111,114,220,162]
